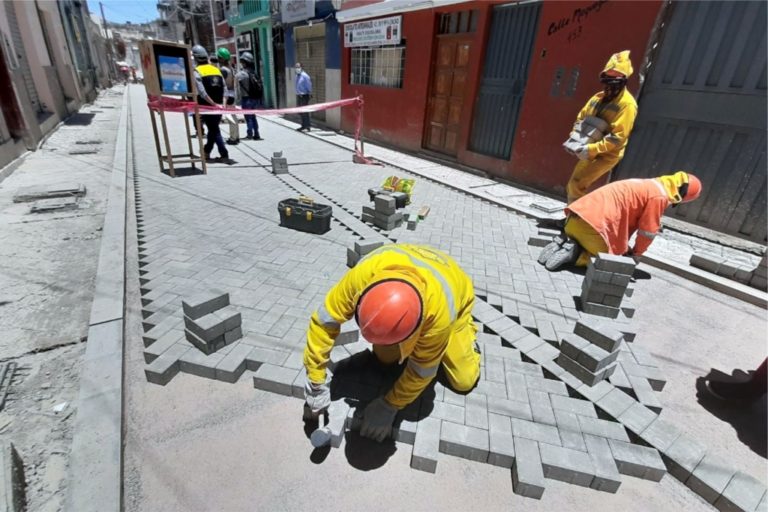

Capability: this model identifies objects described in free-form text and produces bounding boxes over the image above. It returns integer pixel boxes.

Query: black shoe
[296,127,305,132]
[226,139,239,145]
[220,157,235,165]
[253,136,263,141]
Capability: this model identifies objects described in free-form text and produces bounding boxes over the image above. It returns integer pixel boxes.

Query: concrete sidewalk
[123,85,766,511]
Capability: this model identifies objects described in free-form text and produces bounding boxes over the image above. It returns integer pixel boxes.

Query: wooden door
[424,37,472,156]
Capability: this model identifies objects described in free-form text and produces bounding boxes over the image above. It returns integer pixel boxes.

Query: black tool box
[278,196,332,234]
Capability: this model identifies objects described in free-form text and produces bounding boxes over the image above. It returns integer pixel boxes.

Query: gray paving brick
[411,417,441,473]
[594,254,636,275]
[395,419,418,445]
[511,418,561,445]
[336,322,359,346]
[213,305,242,331]
[430,401,465,424]
[557,353,615,387]
[480,342,519,360]
[179,349,224,379]
[575,379,614,402]
[640,418,683,452]
[487,396,533,420]
[512,437,545,500]
[687,453,736,504]
[475,379,508,399]
[182,291,230,319]
[484,355,506,383]
[713,471,767,512]
[253,364,301,396]
[620,360,667,391]
[539,442,596,487]
[662,435,707,482]
[576,342,619,372]
[584,434,622,493]
[608,440,666,481]
[626,343,659,368]
[527,389,557,425]
[488,413,516,468]
[595,387,635,418]
[443,388,466,407]
[291,371,306,399]
[627,375,663,413]
[551,394,598,418]
[553,409,581,433]
[354,239,383,256]
[245,346,290,370]
[282,350,305,370]
[581,301,620,318]
[608,363,632,389]
[525,374,568,396]
[505,359,543,378]
[439,421,489,463]
[465,393,489,429]
[513,333,545,353]
[577,416,629,442]
[560,430,587,451]
[184,313,227,343]
[145,343,189,385]
[616,402,658,435]
[143,314,182,346]
[560,333,591,361]
[526,342,560,364]
[215,343,253,383]
[144,329,185,363]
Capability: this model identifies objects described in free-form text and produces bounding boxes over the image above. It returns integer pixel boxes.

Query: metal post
[208,0,218,51]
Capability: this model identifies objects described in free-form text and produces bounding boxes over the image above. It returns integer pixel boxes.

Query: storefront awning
[336,0,466,23]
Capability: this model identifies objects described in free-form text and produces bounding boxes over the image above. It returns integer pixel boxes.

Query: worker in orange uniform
[539,171,702,271]
[303,244,481,442]
[566,50,638,203]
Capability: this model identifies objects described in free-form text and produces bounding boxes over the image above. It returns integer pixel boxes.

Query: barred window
[350,45,406,88]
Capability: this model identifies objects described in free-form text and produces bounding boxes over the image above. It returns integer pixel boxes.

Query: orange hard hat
[682,173,702,202]
[355,279,422,345]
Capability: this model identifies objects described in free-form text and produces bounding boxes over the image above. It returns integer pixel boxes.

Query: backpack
[248,72,263,99]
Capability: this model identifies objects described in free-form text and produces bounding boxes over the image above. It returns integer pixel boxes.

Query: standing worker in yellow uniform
[191,45,233,164]
[303,244,481,442]
[566,50,638,202]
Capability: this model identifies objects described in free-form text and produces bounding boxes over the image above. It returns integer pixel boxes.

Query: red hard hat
[682,174,702,203]
[355,279,422,345]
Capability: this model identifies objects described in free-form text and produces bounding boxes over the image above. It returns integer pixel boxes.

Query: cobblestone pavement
[125,86,766,510]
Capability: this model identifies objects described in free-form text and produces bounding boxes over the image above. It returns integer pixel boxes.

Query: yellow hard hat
[602,50,633,78]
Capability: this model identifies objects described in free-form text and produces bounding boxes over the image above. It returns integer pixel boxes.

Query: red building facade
[339,0,662,197]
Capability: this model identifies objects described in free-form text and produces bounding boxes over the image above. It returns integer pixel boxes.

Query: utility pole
[100,2,116,83]
[208,0,218,51]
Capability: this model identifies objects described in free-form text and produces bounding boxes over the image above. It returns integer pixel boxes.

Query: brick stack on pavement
[557,319,623,386]
[347,239,384,268]
[528,227,562,248]
[182,292,242,355]
[362,193,404,231]
[270,151,289,175]
[580,254,636,319]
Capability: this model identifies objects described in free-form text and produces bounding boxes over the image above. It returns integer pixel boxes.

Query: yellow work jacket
[303,244,473,409]
[576,88,638,160]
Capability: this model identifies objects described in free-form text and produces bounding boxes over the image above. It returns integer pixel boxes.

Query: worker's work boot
[537,234,566,266]
[545,239,581,271]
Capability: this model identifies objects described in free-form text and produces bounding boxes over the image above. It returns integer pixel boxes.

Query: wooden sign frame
[139,39,207,177]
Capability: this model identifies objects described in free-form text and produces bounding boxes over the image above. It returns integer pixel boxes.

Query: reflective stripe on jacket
[576,88,637,160]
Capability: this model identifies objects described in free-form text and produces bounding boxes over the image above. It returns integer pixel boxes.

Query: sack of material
[563,116,611,155]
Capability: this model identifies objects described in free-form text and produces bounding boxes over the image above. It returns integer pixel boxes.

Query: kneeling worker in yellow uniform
[303,244,481,442]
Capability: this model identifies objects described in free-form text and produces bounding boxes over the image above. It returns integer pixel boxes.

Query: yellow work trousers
[564,216,608,267]
[566,154,621,203]
[373,307,480,392]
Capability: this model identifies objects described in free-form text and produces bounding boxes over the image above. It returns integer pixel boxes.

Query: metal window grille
[350,45,405,88]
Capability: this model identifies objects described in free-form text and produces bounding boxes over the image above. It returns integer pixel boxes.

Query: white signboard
[282,0,315,24]
[344,15,402,48]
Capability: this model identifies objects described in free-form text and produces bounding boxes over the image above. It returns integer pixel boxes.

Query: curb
[65,88,129,512]
[264,115,767,309]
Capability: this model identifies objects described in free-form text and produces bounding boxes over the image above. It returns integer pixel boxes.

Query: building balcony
[228,0,271,26]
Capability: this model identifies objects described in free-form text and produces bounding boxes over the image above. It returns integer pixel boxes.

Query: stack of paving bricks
[361,190,407,231]
[528,227,562,248]
[690,251,768,291]
[270,151,289,175]
[557,319,622,387]
[183,292,243,355]
[580,254,636,319]
[346,239,384,268]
